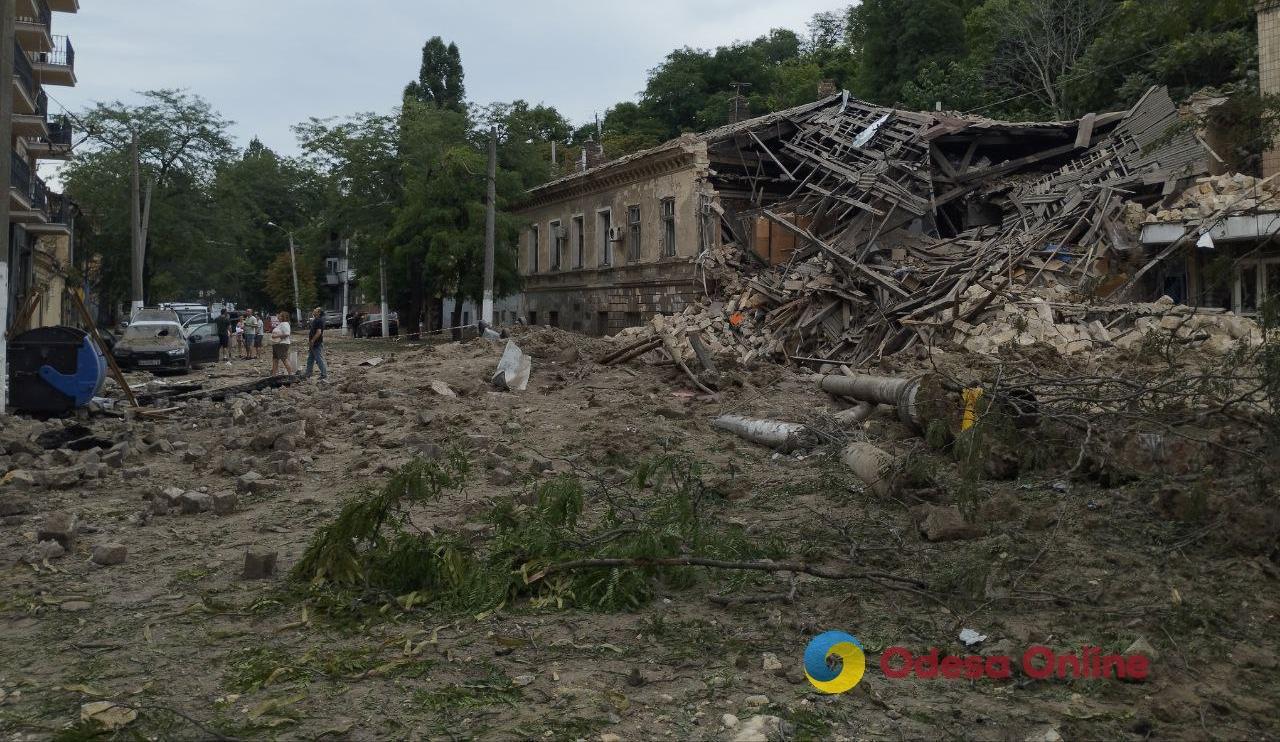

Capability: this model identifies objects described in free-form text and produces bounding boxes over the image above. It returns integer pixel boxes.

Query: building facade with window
[516,96,856,335]
[515,132,715,335]
[7,0,80,326]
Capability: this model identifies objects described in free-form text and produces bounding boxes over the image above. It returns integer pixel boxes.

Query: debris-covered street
[5,1,1280,740]
[1,328,1277,740]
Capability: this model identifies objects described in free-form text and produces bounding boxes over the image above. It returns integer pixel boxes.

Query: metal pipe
[819,373,924,428]
[711,414,816,453]
[832,401,875,427]
[820,373,913,405]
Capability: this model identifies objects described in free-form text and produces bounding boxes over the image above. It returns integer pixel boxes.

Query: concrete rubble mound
[601,87,1265,368]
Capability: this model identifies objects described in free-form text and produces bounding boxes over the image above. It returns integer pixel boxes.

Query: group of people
[211,307,329,382]
[212,308,264,362]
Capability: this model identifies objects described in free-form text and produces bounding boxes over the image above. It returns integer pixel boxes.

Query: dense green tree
[210,138,320,308]
[262,250,320,314]
[1065,0,1255,116]
[293,110,405,325]
[848,0,969,105]
[64,89,237,312]
[404,37,466,111]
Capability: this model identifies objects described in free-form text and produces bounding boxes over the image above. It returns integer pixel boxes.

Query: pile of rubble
[609,87,1272,369]
[613,288,1262,371]
[1146,172,1280,223]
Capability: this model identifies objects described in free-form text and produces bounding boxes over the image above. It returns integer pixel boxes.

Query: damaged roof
[525,92,1133,200]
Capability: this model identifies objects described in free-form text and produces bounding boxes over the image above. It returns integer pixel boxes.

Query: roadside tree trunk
[450,285,464,340]
[406,255,425,340]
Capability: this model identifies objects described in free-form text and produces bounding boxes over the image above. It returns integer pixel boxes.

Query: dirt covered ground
[0,328,1277,741]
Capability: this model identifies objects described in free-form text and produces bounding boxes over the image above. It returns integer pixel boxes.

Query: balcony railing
[11,153,32,199]
[46,193,68,225]
[13,40,35,98]
[32,177,48,211]
[33,34,73,69]
[46,116,72,146]
[16,0,52,30]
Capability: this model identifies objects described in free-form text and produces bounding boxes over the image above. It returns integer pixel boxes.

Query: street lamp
[266,222,303,326]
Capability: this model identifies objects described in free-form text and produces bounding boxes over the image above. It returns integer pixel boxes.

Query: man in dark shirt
[214,309,233,364]
[301,307,329,382]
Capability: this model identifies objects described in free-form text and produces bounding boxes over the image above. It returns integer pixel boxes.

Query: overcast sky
[50,0,848,156]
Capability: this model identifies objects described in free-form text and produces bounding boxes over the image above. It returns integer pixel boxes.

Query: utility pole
[0,0,15,414]
[267,222,303,326]
[287,231,301,325]
[129,134,143,318]
[378,254,389,338]
[340,237,350,336]
[482,126,497,327]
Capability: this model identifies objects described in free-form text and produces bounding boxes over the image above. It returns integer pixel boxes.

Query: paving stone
[242,550,277,579]
[178,492,212,514]
[122,465,151,481]
[37,511,78,549]
[91,542,128,566]
[211,492,238,516]
[0,492,32,517]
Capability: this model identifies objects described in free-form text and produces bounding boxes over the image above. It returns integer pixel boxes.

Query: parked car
[161,302,210,328]
[112,309,219,373]
[356,312,399,337]
[183,320,224,368]
[323,310,343,329]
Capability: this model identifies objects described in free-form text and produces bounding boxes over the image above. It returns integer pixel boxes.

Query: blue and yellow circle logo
[804,631,866,694]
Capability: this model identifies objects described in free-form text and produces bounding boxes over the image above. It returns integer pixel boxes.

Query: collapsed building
[515,87,1262,364]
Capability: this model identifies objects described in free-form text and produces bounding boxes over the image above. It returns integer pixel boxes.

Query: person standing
[301,307,329,382]
[242,309,261,360]
[270,310,294,376]
[234,316,246,359]
[214,309,233,364]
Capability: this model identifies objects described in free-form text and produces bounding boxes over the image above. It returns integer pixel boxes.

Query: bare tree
[988,0,1115,119]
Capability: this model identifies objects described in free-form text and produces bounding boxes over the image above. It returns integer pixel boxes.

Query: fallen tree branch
[112,702,244,742]
[708,591,794,606]
[536,556,927,589]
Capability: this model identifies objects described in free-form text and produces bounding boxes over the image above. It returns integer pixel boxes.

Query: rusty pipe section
[819,373,924,429]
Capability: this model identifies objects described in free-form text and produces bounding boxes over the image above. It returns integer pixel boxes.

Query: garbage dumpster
[8,326,108,414]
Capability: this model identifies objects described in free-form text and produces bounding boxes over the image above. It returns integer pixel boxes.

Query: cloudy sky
[50,0,847,155]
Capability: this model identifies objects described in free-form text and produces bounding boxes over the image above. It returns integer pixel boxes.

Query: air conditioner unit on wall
[607,226,625,242]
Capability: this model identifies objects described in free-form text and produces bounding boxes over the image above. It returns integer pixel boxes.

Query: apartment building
[8,0,79,325]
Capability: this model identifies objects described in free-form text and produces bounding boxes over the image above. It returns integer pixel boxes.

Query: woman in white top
[270,311,294,376]
[234,318,246,359]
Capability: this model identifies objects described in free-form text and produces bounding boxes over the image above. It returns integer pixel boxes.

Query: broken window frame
[529,224,540,274]
[661,197,676,257]
[597,208,613,267]
[573,214,585,268]
[550,219,563,271]
[627,205,641,262]
[1234,257,1280,314]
